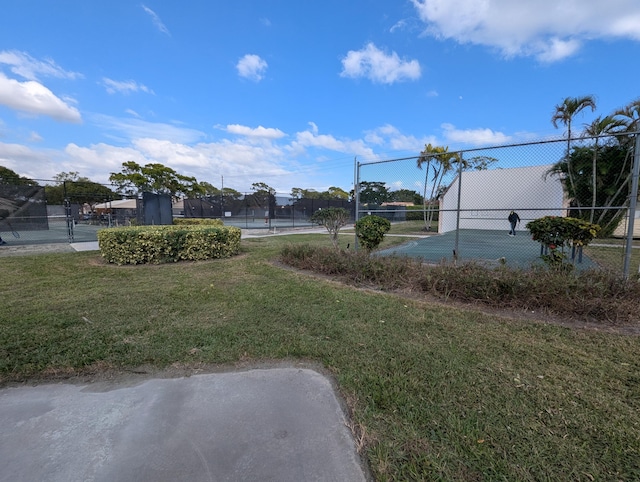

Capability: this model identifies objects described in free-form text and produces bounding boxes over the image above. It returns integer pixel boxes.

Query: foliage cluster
[280,244,640,324]
[526,216,600,268]
[98,225,240,265]
[173,218,224,226]
[309,207,351,249]
[355,215,391,251]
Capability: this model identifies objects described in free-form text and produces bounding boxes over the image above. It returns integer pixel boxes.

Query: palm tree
[582,115,626,222]
[416,144,436,230]
[551,95,597,214]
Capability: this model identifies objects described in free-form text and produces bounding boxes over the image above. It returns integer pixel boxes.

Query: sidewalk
[0,368,367,481]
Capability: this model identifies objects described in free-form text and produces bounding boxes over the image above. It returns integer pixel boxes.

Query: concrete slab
[0,368,367,482]
[70,241,100,252]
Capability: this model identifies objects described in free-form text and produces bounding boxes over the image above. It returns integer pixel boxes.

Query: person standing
[508,211,520,236]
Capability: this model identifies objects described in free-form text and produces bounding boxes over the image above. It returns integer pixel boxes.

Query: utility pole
[221,175,224,219]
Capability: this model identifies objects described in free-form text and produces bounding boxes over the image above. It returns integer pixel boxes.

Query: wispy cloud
[340,43,421,84]
[141,5,170,35]
[93,114,205,144]
[236,54,268,82]
[101,77,154,95]
[225,124,286,139]
[441,123,511,146]
[0,73,82,123]
[0,50,82,81]
[411,0,640,62]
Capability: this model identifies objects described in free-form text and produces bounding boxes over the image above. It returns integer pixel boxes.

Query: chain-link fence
[0,177,355,245]
[356,134,640,277]
[183,194,353,230]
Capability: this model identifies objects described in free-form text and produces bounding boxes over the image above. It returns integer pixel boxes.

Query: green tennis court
[379,229,595,269]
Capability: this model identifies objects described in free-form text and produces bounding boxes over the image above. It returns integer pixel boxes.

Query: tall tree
[417,145,461,231]
[47,172,118,206]
[109,161,203,199]
[0,166,38,186]
[357,181,391,206]
[582,116,626,222]
[548,142,632,236]
[551,95,597,214]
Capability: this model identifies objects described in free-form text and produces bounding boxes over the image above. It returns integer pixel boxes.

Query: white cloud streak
[225,124,286,139]
[411,0,640,62]
[102,78,154,95]
[441,123,511,145]
[0,50,82,81]
[236,54,268,82]
[340,43,421,84]
[141,5,170,35]
[0,73,82,123]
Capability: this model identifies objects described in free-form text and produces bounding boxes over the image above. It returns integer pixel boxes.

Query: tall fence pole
[453,153,464,262]
[354,156,360,251]
[623,134,640,278]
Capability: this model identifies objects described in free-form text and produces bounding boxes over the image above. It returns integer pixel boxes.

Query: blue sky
[0,0,639,193]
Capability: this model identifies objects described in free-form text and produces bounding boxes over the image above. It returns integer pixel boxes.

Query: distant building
[438,164,566,233]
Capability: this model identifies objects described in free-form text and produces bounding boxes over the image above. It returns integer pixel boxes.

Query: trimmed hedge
[173,218,224,226]
[97,225,241,265]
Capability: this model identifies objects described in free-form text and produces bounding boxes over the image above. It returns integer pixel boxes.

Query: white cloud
[102,78,154,95]
[292,127,376,159]
[141,5,170,35]
[225,124,286,139]
[29,131,43,142]
[441,123,511,145]
[0,50,82,81]
[0,73,81,123]
[365,124,437,151]
[236,54,268,82]
[411,0,640,62]
[340,43,421,84]
[92,114,205,143]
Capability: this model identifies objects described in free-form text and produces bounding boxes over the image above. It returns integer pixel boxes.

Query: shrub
[310,207,351,249]
[526,216,600,270]
[98,225,240,265]
[280,244,640,324]
[173,218,224,226]
[355,215,391,251]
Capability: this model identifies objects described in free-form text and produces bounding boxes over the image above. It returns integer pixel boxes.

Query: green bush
[280,244,640,324]
[526,216,600,269]
[97,225,240,265]
[355,215,391,251]
[173,218,224,226]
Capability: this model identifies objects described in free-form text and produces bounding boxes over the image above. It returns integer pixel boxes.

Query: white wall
[439,164,565,233]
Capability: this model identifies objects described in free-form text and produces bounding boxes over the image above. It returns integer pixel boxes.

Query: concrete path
[0,368,367,482]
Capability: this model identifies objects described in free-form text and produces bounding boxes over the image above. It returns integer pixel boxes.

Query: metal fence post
[354,157,360,251]
[623,134,640,278]
[453,152,463,262]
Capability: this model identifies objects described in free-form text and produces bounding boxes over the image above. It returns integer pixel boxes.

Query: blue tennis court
[378,229,595,269]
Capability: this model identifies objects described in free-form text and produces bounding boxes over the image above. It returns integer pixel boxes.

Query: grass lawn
[1,234,639,480]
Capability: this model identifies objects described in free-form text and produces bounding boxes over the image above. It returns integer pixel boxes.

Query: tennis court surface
[379,229,595,269]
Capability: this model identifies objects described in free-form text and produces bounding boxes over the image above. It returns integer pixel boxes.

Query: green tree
[47,172,118,206]
[582,116,626,222]
[323,186,349,201]
[250,182,276,209]
[551,95,597,214]
[549,142,632,236]
[357,181,391,206]
[390,189,423,204]
[417,144,461,231]
[109,161,203,199]
[310,207,350,249]
[0,166,38,186]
